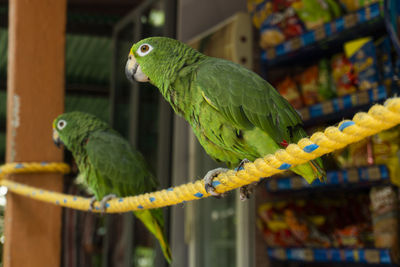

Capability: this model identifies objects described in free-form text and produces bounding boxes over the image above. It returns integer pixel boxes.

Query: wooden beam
[4,1,67,267]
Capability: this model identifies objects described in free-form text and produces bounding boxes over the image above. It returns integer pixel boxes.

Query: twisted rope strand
[0,98,399,213]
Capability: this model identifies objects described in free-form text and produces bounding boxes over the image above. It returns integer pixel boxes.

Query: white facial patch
[134,64,150,82]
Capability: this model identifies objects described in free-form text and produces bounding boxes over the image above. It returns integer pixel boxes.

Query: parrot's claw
[203,167,229,198]
[236,158,250,171]
[236,159,257,201]
[89,194,117,214]
[99,194,117,214]
[89,196,97,211]
[239,182,258,201]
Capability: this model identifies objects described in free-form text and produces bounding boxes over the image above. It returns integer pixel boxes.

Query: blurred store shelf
[300,85,388,127]
[261,3,383,68]
[265,165,389,192]
[267,247,392,264]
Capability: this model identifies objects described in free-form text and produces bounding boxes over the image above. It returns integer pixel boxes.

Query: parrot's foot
[89,194,117,214]
[236,158,250,171]
[89,196,97,211]
[239,182,258,201]
[203,167,229,198]
[99,194,117,214]
[236,159,257,201]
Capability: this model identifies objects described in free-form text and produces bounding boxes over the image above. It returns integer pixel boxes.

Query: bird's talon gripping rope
[99,194,117,214]
[89,196,97,211]
[236,159,258,200]
[203,168,229,198]
[236,158,250,171]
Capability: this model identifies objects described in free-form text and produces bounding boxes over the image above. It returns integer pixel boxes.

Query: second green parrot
[125,37,325,198]
[52,111,171,263]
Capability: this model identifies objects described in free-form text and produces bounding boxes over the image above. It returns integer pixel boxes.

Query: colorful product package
[318,58,337,101]
[284,209,331,247]
[349,137,374,167]
[332,137,374,168]
[297,65,320,106]
[372,127,400,186]
[257,202,301,247]
[344,37,380,90]
[334,225,364,247]
[375,37,394,88]
[280,6,304,39]
[339,0,380,12]
[370,186,399,248]
[292,0,341,31]
[248,0,274,29]
[331,53,358,96]
[259,14,287,49]
[259,0,305,49]
[257,195,374,248]
[276,76,304,109]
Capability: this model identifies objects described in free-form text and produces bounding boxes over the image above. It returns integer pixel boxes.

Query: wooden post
[4,0,67,266]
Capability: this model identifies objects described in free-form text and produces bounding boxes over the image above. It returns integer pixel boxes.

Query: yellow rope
[1,98,400,213]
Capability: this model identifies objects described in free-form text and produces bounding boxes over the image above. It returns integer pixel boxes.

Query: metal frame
[110,0,176,266]
[384,0,400,57]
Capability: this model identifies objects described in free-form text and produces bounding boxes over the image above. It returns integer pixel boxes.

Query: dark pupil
[141,45,148,52]
[59,122,64,127]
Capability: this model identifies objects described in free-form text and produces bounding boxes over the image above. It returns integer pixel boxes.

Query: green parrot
[52,111,172,263]
[125,37,325,199]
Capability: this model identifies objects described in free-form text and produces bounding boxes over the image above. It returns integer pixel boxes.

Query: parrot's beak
[125,52,150,83]
[52,129,63,148]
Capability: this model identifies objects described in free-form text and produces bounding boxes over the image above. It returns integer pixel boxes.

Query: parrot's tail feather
[291,158,325,184]
[134,210,172,263]
[153,220,172,263]
[309,160,326,182]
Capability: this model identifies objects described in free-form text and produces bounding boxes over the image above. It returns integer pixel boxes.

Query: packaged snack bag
[260,14,287,49]
[349,137,374,167]
[370,186,399,248]
[318,58,337,101]
[334,225,363,247]
[375,37,394,88]
[280,7,304,39]
[332,137,373,168]
[284,209,332,247]
[339,0,380,12]
[259,0,305,48]
[258,202,301,247]
[292,0,339,30]
[344,37,380,90]
[372,127,400,186]
[297,65,320,106]
[276,76,304,108]
[248,0,274,29]
[331,53,358,96]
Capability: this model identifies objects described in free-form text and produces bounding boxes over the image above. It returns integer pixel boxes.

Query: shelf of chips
[298,85,387,123]
[267,247,392,264]
[265,165,389,192]
[260,2,382,65]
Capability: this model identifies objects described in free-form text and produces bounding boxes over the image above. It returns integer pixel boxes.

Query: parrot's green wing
[85,131,158,198]
[85,131,171,262]
[196,57,305,144]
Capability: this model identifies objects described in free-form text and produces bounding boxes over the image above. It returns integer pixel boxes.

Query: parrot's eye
[137,43,153,56]
[57,120,67,130]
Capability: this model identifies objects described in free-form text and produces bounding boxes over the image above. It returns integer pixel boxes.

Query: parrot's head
[125,37,203,89]
[52,111,108,150]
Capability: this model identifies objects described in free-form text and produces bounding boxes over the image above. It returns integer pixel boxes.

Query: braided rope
[0,98,400,213]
